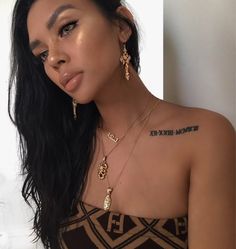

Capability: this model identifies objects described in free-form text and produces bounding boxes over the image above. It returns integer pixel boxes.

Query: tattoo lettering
[150,125,199,136]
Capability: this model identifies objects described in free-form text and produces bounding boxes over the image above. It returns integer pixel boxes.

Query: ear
[115,6,134,43]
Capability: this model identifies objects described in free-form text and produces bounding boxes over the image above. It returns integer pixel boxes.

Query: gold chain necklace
[99,95,153,143]
[97,96,154,180]
[102,100,160,211]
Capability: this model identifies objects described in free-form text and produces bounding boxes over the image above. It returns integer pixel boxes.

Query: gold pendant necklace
[97,96,155,181]
[103,187,113,211]
[97,156,108,180]
[102,100,160,211]
[107,132,119,143]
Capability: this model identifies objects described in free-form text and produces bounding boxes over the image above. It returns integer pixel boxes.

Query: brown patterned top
[59,201,188,249]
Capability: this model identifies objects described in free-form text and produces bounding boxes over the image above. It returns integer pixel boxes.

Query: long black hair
[8,0,140,248]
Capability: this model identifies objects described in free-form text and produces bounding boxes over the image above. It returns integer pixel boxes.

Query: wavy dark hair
[8,0,140,248]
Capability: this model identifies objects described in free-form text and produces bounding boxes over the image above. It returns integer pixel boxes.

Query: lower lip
[64,73,83,92]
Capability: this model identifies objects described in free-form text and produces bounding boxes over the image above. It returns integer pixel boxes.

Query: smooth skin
[27,0,235,248]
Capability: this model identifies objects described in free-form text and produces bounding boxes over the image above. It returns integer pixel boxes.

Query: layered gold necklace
[97,96,154,181]
[98,99,160,211]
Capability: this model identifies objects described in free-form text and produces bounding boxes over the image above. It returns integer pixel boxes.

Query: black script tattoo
[150,125,199,136]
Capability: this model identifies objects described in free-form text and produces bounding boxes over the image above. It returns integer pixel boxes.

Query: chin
[72,78,106,105]
[73,93,95,105]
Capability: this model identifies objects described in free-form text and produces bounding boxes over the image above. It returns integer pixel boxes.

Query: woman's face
[27,0,130,103]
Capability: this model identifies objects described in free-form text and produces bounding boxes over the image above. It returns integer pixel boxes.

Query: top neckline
[78,200,188,221]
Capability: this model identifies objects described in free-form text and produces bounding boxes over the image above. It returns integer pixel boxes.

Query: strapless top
[59,201,188,249]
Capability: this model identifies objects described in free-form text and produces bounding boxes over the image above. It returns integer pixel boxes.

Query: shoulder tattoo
[150,125,199,136]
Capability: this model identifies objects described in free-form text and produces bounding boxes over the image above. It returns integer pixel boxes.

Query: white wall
[126,0,163,97]
[164,0,236,128]
[0,1,163,248]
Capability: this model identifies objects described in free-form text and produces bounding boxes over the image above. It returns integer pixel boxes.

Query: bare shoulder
[157,99,235,163]
[186,104,235,136]
[155,101,235,248]
[150,99,235,160]
[155,99,235,139]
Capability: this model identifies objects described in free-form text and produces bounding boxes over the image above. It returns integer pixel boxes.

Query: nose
[47,44,69,69]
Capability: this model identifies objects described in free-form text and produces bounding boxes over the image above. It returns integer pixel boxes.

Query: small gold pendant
[104,187,113,211]
[97,157,108,180]
[107,132,119,143]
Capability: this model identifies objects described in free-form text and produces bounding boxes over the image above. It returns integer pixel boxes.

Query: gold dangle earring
[120,43,131,81]
[72,99,78,120]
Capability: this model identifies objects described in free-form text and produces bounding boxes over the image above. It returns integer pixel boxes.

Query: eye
[59,21,78,37]
[37,50,48,63]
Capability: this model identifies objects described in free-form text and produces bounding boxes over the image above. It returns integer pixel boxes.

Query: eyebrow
[29,4,76,52]
[47,4,76,30]
[30,40,40,51]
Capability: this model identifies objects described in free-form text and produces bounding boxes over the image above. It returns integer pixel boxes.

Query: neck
[94,66,157,135]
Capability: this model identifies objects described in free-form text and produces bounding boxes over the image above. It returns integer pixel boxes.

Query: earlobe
[116,6,133,43]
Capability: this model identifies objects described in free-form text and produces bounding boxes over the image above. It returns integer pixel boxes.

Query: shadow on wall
[164,30,180,104]
[163,0,235,128]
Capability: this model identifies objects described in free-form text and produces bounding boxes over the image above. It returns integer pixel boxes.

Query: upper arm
[188,112,235,249]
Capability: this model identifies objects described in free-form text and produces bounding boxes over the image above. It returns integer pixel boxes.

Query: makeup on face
[30,4,81,61]
[27,0,123,103]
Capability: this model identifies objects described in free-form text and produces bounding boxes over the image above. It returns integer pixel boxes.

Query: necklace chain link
[102,100,160,211]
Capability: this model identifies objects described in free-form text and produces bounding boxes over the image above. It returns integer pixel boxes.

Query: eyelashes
[37,51,48,63]
[36,20,79,63]
[58,20,78,37]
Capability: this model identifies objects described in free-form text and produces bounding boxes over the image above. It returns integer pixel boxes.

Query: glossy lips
[60,72,83,92]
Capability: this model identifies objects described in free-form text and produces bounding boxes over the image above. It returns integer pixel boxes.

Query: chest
[82,135,191,218]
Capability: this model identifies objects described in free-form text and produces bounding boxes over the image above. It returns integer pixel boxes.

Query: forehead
[27,0,96,35]
[28,0,90,15]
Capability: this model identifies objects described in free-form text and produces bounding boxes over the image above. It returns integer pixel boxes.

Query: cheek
[95,40,120,70]
[73,27,121,74]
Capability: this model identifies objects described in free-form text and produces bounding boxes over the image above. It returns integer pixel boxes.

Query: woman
[9,0,235,248]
